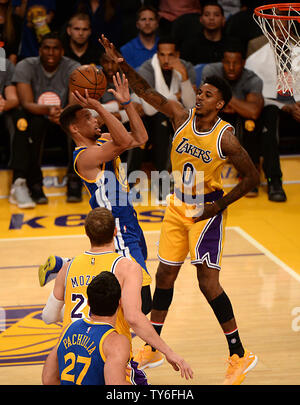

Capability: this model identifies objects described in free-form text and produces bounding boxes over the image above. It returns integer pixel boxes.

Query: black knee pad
[152,287,174,311]
[141,285,152,315]
[209,291,234,324]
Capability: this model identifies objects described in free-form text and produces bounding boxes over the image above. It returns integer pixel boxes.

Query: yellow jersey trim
[73,146,105,184]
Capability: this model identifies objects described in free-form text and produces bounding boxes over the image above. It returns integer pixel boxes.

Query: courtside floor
[0,156,300,386]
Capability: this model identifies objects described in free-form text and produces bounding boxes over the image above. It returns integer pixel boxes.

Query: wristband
[120,99,131,106]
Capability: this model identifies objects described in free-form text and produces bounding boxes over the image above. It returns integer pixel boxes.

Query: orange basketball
[69,64,107,100]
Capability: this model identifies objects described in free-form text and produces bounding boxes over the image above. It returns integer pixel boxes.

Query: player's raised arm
[72,89,133,150]
[108,72,148,147]
[59,102,133,181]
[99,34,188,130]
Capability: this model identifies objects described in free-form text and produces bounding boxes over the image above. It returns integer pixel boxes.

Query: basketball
[69,64,107,100]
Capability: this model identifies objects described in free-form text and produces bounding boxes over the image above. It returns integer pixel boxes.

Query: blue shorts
[114,219,151,286]
[114,213,148,270]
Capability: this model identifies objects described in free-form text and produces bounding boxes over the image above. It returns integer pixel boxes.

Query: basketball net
[254,3,300,98]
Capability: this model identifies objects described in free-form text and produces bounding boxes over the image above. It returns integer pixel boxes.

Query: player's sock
[147,287,173,351]
[209,291,245,358]
[224,328,245,358]
[54,255,63,271]
[62,257,72,265]
[151,321,164,336]
[144,321,164,352]
[151,321,164,351]
[52,256,71,272]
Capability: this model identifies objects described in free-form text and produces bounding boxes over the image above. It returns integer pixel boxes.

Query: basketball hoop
[254,3,300,97]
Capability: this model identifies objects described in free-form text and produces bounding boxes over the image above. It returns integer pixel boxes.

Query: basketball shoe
[38,255,63,287]
[133,345,164,370]
[223,349,258,385]
[9,178,36,209]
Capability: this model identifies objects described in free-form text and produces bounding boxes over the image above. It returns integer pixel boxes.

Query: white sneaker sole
[223,354,258,385]
[9,195,36,209]
[244,354,258,375]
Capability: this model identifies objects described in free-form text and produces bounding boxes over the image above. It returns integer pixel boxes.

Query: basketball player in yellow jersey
[42,207,193,384]
[100,34,260,385]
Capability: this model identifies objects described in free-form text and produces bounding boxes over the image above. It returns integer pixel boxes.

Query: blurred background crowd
[0,0,297,208]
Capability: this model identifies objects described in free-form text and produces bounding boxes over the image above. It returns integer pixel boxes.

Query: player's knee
[197,266,221,300]
[156,262,180,289]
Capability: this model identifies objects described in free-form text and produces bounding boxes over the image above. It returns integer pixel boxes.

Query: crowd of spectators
[0,0,296,208]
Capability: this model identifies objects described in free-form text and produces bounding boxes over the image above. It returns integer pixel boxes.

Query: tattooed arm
[216,128,260,207]
[99,34,189,130]
[194,128,260,222]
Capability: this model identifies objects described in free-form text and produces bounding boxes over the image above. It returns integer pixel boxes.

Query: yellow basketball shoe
[38,255,61,287]
[223,349,258,385]
[133,345,164,370]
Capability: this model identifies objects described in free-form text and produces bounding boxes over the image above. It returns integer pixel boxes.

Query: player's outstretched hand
[108,72,130,105]
[165,352,193,380]
[98,34,124,64]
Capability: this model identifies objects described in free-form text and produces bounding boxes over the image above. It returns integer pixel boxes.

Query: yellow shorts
[158,195,227,269]
[142,267,152,287]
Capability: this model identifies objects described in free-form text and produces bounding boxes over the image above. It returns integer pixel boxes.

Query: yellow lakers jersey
[63,251,132,349]
[171,108,233,195]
